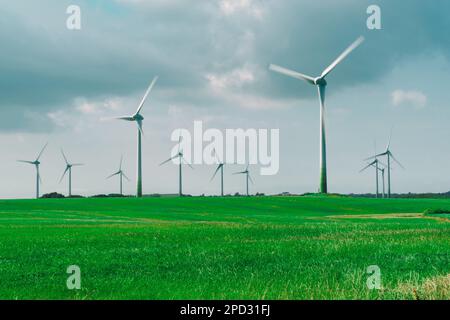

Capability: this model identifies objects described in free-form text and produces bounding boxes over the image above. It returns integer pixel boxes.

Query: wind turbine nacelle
[314,77,327,86]
[134,114,144,121]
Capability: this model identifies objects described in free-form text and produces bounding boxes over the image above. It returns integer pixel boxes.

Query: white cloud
[219,0,264,19]
[47,110,72,128]
[75,98,123,115]
[206,65,256,91]
[391,90,427,109]
[205,64,300,110]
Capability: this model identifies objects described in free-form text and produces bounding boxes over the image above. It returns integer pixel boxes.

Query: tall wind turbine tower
[59,149,84,197]
[160,140,193,197]
[17,142,48,199]
[269,36,364,194]
[114,76,158,197]
[360,158,384,198]
[210,149,225,196]
[233,165,254,196]
[107,155,130,195]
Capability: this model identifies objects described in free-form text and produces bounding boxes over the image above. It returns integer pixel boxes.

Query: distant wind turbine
[106,155,130,196]
[233,165,254,196]
[113,76,158,197]
[210,149,225,196]
[17,142,48,199]
[360,158,385,198]
[160,137,193,196]
[59,149,84,197]
[365,130,404,198]
[269,36,364,194]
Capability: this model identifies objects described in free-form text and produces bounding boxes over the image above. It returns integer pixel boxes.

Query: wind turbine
[17,142,48,199]
[113,76,158,197]
[59,149,84,197]
[107,155,130,196]
[233,165,254,196]
[360,158,383,198]
[365,131,404,198]
[210,149,225,196]
[160,137,193,196]
[269,36,364,194]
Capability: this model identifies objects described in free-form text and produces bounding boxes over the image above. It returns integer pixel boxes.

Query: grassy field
[0,196,448,300]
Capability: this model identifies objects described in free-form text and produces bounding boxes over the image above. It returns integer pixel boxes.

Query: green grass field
[0,196,448,300]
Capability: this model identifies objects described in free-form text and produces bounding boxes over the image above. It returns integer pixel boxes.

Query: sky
[0,0,449,198]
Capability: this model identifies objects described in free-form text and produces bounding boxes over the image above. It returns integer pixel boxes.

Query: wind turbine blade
[177,135,182,154]
[181,157,194,169]
[136,120,144,137]
[359,162,375,173]
[389,152,405,169]
[364,152,388,161]
[269,64,315,85]
[36,142,48,161]
[38,172,43,184]
[159,156,178,166]
[59,167,69,183]
[212,148,222,164]
[135,76,158,115]
[17,160,34,164]
[233,171,246,175]
[106,171,120,179]
[320,36,364,78]
[115,116,135,121]
[122,172,131,181]
[210,164,222,182]
[248,174,255,185]
[386,126,394,151]
[72,163,84,167]
[61,149,69,165]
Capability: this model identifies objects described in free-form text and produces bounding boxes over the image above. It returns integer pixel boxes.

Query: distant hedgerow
[424,208,450,215]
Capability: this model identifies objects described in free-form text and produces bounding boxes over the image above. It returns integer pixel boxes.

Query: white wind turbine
[365,130,404,198]
[360,142,387,198]
[106,155,130,196]
[17,142,48,199]
[360,158,386,199]
[233,165,254,196]
[113,76,158,197]
[269,36,364,194]
[210,149,225,196]
[159,137,193,197]
[59,149,84,197]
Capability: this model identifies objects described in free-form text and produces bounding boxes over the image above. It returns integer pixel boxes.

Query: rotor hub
[314,77,327,86]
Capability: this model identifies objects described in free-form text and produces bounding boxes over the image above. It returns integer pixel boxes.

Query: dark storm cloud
[0,0,449,131]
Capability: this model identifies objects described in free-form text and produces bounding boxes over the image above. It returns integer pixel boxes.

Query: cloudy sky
[0,0,449,198]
